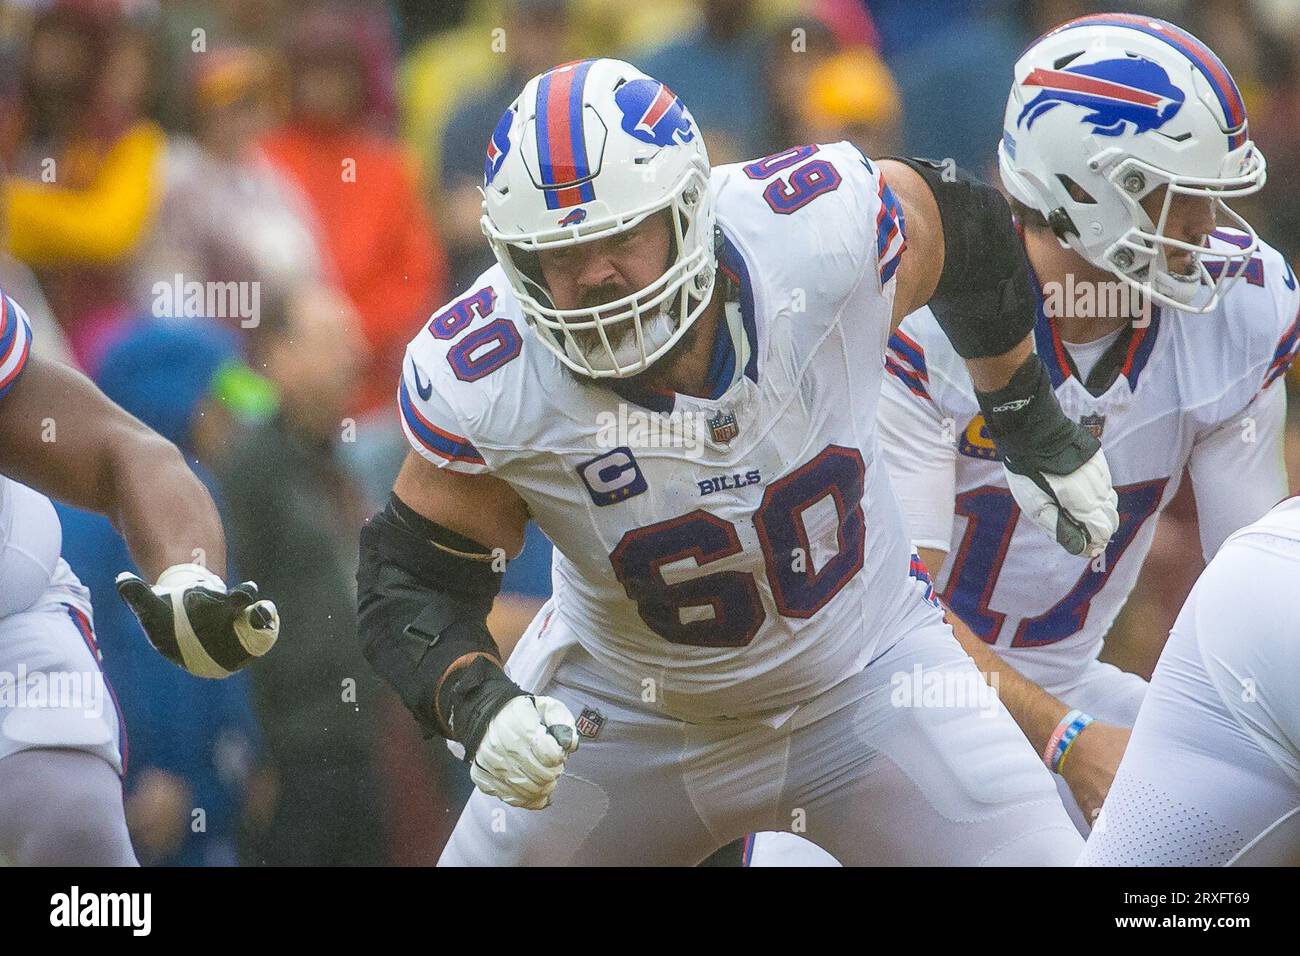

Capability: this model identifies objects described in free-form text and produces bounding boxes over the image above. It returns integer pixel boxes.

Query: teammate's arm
[357,451,579,810]
[879,158,1118,558]
[923,547,1069,741]
[877,324,1127,824]
[1188,382,1288,560]
[882,159,1029,381]
[924,547,1129,824]
[0,354,225,577]
[0,354,279,677]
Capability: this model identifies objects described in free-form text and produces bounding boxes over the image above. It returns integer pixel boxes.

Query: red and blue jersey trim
[1263,308,1300,390]
[908,551,941,608]
[0,291,33,400]
[65,604,129,776]
[535,60,597,210]
[1027,261,1161,392]
[1033,308,1074,390]
[1056,14,1248,148]
[1024,255,1073,388]
[1118,315,1160,388]
[885,330,931,402]
[709,229,760,396]
[1032,303,1162,391]
[876,178,907,286]
[398,379,487,466]
[722,230,760,387]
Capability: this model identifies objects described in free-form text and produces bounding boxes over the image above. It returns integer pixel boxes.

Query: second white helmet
[998,14,1266,313]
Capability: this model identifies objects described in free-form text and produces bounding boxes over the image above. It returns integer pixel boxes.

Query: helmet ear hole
[1057,175,1096,204]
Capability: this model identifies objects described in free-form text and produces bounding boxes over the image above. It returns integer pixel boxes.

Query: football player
[0,294,280,866]
[359,57,1121,865]
[1080,491,1300,866]
[752,13,1292,866]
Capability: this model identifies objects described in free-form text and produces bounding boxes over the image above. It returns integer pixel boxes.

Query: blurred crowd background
[1,0,1297,865]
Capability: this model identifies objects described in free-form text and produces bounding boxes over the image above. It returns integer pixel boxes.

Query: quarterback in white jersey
[877,234,1292,822]
[0,290,280,866]
[360,57,1123,865]
[1080,494,1300,865]
[751,15,1287,866]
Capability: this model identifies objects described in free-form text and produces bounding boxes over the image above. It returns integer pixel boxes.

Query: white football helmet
[480,58,715,378]
[998,14,1266,313]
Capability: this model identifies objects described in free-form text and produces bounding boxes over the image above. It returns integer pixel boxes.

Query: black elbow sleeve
[890,157,1037,359]
[355,494,519,750]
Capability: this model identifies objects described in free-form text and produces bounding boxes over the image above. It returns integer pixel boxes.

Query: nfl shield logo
[1081,413,1106,440]
[575,707,605,739]
[708,410,739,444]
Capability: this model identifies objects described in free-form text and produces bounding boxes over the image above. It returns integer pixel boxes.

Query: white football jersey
[401,142,942,722]
[1080,494,1300,866]
[879,232,1298,690]
[0,289,65,620]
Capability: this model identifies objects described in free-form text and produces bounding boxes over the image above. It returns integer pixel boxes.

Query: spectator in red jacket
[259,5,447,417]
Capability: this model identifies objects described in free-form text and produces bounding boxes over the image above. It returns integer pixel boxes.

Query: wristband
[1043,708,1094,774]
[975,355,1098,479]
[156,562,227,592]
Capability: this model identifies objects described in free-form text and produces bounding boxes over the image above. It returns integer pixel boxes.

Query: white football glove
[115,563,280,678]
[1004,447,1119,559]
[469,695,580,810]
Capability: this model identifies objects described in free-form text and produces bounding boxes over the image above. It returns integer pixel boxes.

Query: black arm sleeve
[356,494,524,759]
[888,156,1037,359]
[974,351,1099,479]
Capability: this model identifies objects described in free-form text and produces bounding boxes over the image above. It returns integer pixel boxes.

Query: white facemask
[564,305,680,376]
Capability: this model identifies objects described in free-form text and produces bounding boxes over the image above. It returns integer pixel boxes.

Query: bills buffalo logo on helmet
[614,78,696,147]
[484,107,514,185]
[1017,56,1184,137]
[559,208,588,226]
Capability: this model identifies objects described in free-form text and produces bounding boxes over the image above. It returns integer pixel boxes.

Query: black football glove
[115,563,279,678]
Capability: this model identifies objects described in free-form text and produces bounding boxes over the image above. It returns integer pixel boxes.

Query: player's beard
[565,309,678,374]
[564,283,680,376]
